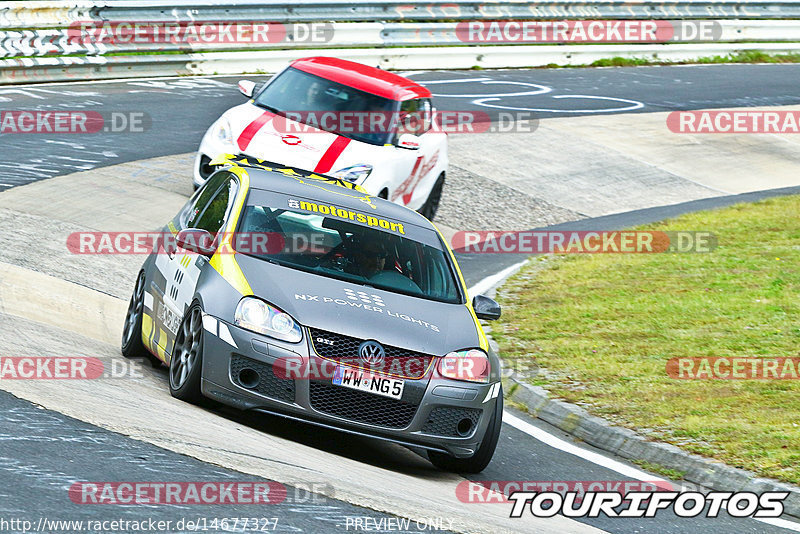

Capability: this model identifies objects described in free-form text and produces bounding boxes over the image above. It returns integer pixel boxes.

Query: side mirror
[473,295,501,321]
[238,80,257,98]
[396,133,421,150]
[176,228,216,257]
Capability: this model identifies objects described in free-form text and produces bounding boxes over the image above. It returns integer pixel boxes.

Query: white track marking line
[466,259,527,297]
[432,80,552,99]
[473,94,645,113]
[505,411,670,482]
[467,266,800,531]
[0,74,250,89]
[413,77,492,84]
[505,413,800,531]
[763,518,800,532]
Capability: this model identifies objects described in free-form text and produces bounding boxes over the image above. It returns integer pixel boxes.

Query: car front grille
[308,327,434,379]
[309,381,421,429]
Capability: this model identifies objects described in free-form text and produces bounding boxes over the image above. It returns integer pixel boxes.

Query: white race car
[195,57,448,220]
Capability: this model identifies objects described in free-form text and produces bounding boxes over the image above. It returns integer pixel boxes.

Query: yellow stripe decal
[209,167,253,297]
[141,312,154,352]
[431,222,489,351]
[210,153,370,195]
[157,328,169,362]
[209,244,253,296]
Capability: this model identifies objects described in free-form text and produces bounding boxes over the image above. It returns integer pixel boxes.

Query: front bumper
[194,127,237,188]
[199,316,499,458]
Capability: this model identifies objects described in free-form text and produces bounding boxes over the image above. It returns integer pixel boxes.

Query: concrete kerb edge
[478,260,800,520]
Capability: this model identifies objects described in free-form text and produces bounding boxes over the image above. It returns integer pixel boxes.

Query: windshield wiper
[256,102,281,115]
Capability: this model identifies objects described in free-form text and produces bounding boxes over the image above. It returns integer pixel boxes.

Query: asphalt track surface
[0,389,436,533]
[2,63,800,190]
[2,64,800,533]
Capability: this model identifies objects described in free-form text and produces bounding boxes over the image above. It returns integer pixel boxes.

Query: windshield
[253,67,399,146]
[234,201,462,304]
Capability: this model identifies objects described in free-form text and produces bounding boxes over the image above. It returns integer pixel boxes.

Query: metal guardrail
[4,0,800,29]
[4,20,800,59]
[4,41,800,85]
[3,1,800,83]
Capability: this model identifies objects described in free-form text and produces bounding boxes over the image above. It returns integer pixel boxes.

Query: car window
[188,173,238,236]
[253,67,399,146]
[399,98,432,136]
[235,202,461,304]
[179,171,228,228]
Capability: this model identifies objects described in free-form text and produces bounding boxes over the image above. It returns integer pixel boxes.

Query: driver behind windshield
[300,80,325,110]
[348,235,388,280]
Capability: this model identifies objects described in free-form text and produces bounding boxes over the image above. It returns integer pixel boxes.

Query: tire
[168,304,205,404]
[428,385,503,473]
[121,272,149,359]
[419,173,444,221]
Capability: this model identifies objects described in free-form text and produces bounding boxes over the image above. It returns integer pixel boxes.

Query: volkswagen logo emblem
[358,340,385,367]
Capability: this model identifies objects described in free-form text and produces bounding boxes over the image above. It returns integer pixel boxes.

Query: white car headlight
[437,349,490,383]
[332,164,373,183]
[234,297,302,343]
[216,117,234,146]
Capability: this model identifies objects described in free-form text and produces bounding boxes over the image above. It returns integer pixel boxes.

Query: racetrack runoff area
[1,103,800,532]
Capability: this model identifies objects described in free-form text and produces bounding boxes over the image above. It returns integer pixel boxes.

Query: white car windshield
[234,201,462,304]
[253,67,399,146]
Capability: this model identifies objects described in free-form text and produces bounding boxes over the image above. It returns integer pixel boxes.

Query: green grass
[590,56,655,67]
[588,50,800,68]
[697,50,800,64]
[632,460,687,481]
[493,195,800,484]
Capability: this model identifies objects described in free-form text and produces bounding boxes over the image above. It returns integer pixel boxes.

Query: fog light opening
[457,418,473,437]
[238,368,260,389]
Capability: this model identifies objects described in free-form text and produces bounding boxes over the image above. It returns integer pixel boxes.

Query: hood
[230,105,371,174]
[235,253,479,356]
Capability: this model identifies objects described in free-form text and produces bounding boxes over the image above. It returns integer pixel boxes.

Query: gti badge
[358,340,385,367]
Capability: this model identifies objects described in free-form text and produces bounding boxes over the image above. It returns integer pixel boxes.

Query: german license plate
[332,366,404,400]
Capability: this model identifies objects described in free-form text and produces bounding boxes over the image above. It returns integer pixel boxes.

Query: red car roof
[290,57,431,101]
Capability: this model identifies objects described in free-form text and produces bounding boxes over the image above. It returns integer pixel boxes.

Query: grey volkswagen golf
[122,154,503,472]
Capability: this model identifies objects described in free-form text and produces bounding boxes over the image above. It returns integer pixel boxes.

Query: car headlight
[438,349,490,383]
[216,117,233,146]
[332,164,373,183]
[234,297,302,343]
